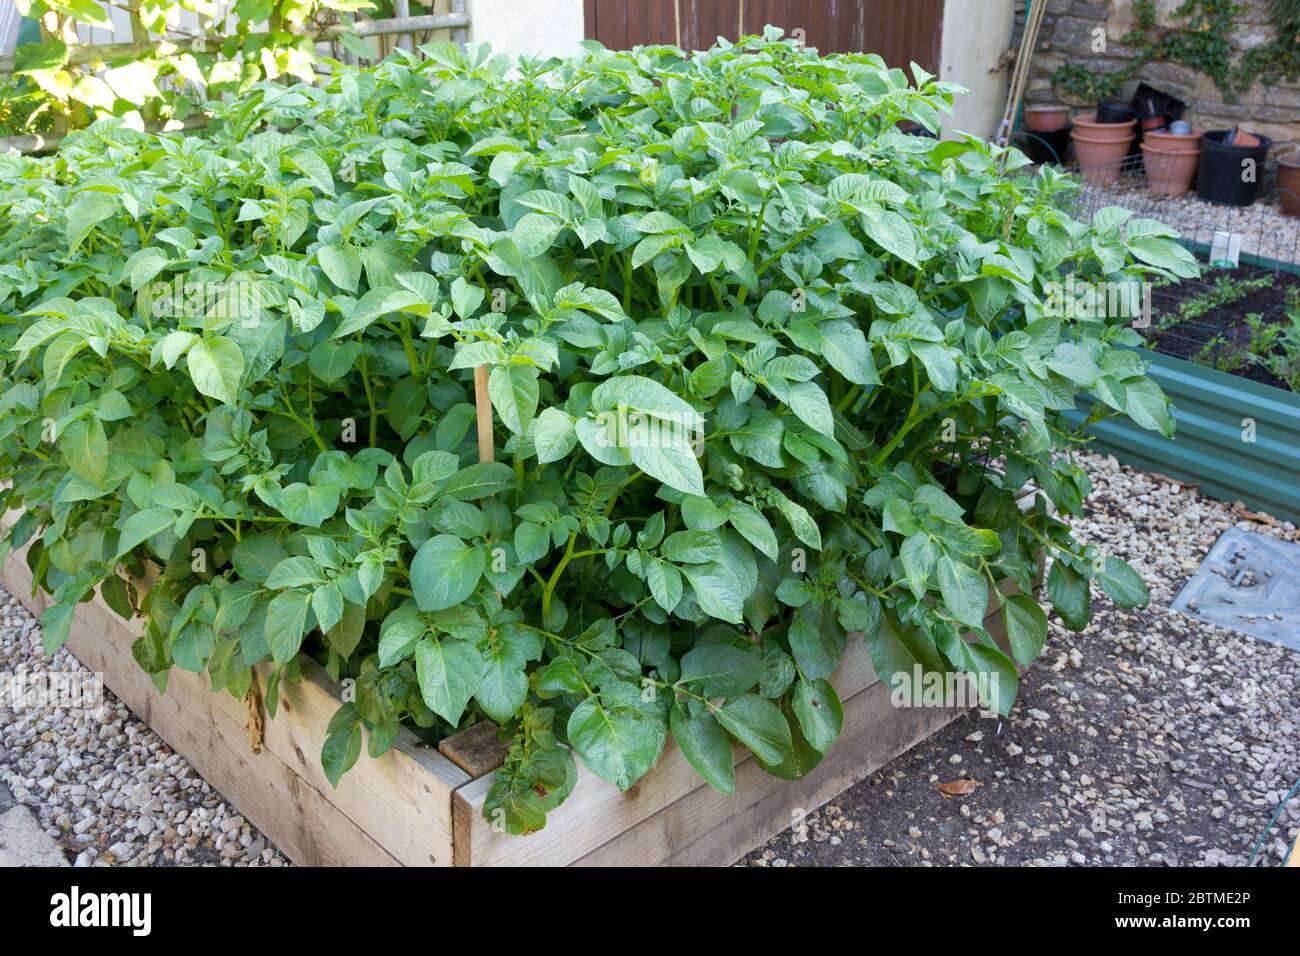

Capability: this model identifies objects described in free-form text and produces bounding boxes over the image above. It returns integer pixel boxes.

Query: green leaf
[60,418,108,487]
[318,243,361,292]
[410,535,485,612]
[645,558,683,611]
[662,530,720,564]
[533,407,577,464]
[629,441,706,498]
[265,589,311,665]
[475,645,530,723]
[591,374,699,420]
[936,556,988,628]
[1097,556,1149,609]
[714,694,793,766]
[231,536,288,585]
[437,462,517,500]
[785,381,835,436]
[40,603,76,655]
[868,614,945,704]
[726,503,778,562]
[567,694,664,790]
[819,320,879,386]
[414,636,485,725]
[1123,378,1175,438]
[1003,593,1048,666]
[378,603,428,667]
[787,603,846,680]
[862,210,919,267]
[670,701,734,796]
[683,558,749,625]
[66,193,117,252]
[488,364,539,435]
[678,642,767,698]
[187,336,245,405]
[13,40,69,74]
[965,643,1019,716]
[277,483,340,528]
[1047,561,1090,632]
[116,508,174,557]
[308,340,361,383]
[791,678,843,754]
[1047,343,1100,385]
[321,705,362,787]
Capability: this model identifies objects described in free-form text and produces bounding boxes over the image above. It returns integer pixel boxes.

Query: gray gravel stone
[747,453,1300,867]
[0,586,290,867]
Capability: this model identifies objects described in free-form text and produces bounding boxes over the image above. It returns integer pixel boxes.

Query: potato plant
[0,30,1197,833]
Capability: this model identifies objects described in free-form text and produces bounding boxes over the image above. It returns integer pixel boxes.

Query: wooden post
[473,365,494,463]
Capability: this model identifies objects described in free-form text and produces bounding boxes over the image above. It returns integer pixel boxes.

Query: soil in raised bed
[1144,259,1300,392]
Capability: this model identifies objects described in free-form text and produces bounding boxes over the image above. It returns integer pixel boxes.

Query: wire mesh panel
[1051,161,1300,395]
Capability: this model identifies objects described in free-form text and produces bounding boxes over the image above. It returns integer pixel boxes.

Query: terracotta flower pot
[1071,129,1136,184]
[1227,127,1262,148]
[1140,142,1200,197]
[1072,113,1138,142]
[1026,105,1070,132]
[1144,127,1204,153]
[1278,149,1300,217]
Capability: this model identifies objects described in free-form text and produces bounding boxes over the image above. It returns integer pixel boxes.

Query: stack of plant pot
[1198,127,1272,207]
[1021,105,1072,165]
[1140,121,1203,197]
[1071,102,1137,185]
[1279,147,1300,217]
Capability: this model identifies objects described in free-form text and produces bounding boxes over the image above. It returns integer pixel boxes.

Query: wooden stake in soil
[473,365,494,463]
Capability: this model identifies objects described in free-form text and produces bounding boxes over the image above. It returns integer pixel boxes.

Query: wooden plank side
[450,629,878,867]
[0,509,469,867]
[0,532,393,865]
[574,674,968,866]
[454,571,1031,866]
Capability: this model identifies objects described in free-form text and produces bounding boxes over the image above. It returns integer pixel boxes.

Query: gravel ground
[747,452,1300,867]
[0,602,289,867]
[1075,176,1300,263]
[2,453,1297,868]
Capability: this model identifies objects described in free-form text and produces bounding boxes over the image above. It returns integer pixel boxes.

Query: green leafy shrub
[0,30,1197,832]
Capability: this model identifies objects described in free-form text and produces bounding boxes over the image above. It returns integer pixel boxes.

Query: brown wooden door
[583,0,945,73]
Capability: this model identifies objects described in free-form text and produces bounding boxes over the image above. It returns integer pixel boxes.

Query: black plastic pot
[1017,126,1072,165]
[1132,82,1185,123]
[1197,130,1272,207]
[1132,96,1164,123]
[1097,100,1136,124]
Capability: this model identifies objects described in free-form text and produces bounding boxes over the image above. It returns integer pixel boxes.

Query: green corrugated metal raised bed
[1070,347,1300,524]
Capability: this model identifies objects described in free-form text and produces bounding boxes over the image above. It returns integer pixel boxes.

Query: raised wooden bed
[0,508,470,867]
[2,506,1032,866]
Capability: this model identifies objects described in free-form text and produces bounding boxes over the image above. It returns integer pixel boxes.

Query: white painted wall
[466,0,584,60]
[939,0,1016,141]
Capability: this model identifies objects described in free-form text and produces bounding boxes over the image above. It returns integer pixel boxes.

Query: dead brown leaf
[1149,471,1195,490]
[936,778,983,797]
[1231,500,1277,526]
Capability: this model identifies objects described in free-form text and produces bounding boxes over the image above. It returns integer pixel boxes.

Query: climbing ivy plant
[0,30,1196,833]
[1053,0,1300,103]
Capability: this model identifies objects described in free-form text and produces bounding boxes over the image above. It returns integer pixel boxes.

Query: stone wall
[1017,0,1300,153]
